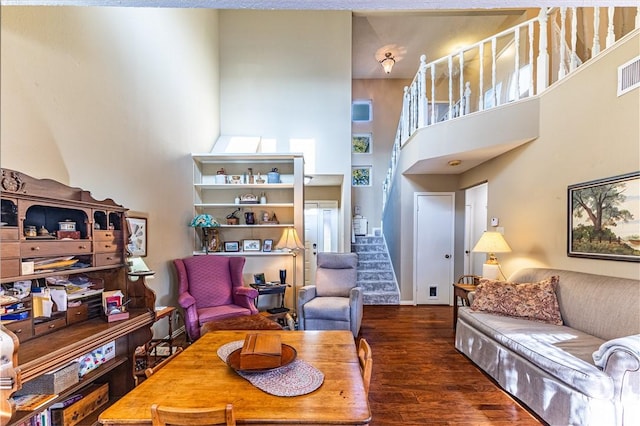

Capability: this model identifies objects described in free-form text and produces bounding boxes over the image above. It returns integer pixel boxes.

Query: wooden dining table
[98,330,371,425]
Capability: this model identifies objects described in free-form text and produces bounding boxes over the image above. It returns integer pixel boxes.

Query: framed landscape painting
[352,166,372,187]
[568,172,640,262]
[352,134,372,154]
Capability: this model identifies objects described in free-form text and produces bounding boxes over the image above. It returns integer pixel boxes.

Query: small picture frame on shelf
[243,239,261,251]
[262,239,273,252]
[253,273,266,284]
[224,241,240,252]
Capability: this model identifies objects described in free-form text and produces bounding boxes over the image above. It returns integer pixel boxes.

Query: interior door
[414,193,455,305]
[304,201,338,286]
[464,183,488,276]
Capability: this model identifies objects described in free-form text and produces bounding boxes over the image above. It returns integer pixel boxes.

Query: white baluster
[514,28,520,101]
[479,42,484,111]
[491,37,497,106]
[448,55,453,120]
[592,7,601,56]
[464,82,471,115]
[418,55,427,129]
[528,22,534,97]
[537,8,549,93]
[606,7,615,48]
[401,86,409,143]
[559,7,567,79]
[459,51,464,116]
[430,65,436,124]
[570,7,578,72]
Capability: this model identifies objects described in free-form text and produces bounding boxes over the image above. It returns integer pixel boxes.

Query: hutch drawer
[93,230,121,242]
[1,242,19,258]
[94,241,123,253]
[95,252,123,267]
[66,304,89,325]
[21,240,92,257]
[0,259,20,278]
[4,319,33,342]
[0,227,19,240]
[33,317,67,336]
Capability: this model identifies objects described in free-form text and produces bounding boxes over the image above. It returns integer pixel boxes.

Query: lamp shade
[190,214,219,228]
[380,52,395,74]
[472,231,511,265]
[276,227,304,251]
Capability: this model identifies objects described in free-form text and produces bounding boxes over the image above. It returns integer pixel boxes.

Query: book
[48,394,83,409]
[11,393,58,411]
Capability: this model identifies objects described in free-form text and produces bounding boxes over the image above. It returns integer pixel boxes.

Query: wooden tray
[227,344,297,372]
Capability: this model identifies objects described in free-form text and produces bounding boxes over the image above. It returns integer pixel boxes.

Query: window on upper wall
[352,100,372,122]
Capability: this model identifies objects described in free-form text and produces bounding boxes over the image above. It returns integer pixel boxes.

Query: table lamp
[472,231,511,279]
[276,227,304,315]
[190,214,220,254]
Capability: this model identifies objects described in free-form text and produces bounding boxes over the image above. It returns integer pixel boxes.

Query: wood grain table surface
[98,330,371,425]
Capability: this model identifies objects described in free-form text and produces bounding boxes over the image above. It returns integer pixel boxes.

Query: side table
[452,283,476,329]
[250,283,289,314]
[133,306,176,386]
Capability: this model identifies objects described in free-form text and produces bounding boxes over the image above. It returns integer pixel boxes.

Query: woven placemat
[217,340,324,397]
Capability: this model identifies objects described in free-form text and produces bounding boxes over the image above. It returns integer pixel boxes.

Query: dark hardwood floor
[359,305,543,426]
[173,305,543,425]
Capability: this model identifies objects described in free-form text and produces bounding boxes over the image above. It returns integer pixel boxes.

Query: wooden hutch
[0,168,156,425]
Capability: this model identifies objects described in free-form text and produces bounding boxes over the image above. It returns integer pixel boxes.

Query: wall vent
[618,56,640,97]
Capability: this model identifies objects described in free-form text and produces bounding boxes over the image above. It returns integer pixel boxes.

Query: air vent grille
[618,56,640,97]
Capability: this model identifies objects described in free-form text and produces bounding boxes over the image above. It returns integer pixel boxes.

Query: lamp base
[482,263,500,280]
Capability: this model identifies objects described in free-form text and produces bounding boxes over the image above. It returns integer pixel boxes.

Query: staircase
[351,235,400,305]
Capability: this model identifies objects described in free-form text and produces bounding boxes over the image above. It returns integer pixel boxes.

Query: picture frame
[224,241,240,252]
[352,134,372,154]
[262,239,273,252]
[352,166,372,187]
[568,171,640,262]
[125,217,147,257]
[243,239,261,251]
[253,273,266,285]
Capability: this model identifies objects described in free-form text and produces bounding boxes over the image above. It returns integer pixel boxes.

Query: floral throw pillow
[470,276,563,325]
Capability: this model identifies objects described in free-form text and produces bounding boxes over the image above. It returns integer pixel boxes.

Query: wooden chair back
[151,403,236,426]
[144,347,184,379]
[358,338,373,396]
[457,274,480,285]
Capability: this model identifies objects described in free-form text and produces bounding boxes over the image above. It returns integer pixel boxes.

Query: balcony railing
[382,6,640,212]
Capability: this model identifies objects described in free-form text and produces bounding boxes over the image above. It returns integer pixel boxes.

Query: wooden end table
[453,283,476,329]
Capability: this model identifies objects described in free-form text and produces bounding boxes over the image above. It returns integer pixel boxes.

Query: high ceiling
[352,9,533,80]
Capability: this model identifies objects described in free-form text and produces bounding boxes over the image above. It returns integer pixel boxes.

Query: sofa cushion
[471,276,563,325]
[458,308,613,399]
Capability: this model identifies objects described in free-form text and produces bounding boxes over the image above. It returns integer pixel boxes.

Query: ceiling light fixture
[448,160,462,167]
[379,52,395,74]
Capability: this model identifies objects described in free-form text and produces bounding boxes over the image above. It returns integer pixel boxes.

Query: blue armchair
[298,252,362,337]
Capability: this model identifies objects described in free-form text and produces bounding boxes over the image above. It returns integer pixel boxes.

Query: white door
[464,183,488,276]
[414,193,455,305]
[304,201,338,286]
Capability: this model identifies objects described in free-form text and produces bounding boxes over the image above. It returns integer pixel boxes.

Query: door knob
[445,254,451,259]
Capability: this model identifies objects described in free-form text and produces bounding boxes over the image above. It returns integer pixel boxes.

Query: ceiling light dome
[380,52,395,74]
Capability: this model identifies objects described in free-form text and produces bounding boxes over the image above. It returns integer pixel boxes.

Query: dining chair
[144,347,184,379]
[457,274,481,285]
[358,338,373,397]
[151,403,236,426]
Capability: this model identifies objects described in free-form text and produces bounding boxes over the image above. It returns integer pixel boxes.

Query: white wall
[352,79,409,231]
[1,6,221,335]
[218,10,353,251]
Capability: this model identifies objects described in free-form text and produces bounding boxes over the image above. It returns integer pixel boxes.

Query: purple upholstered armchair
[174,255,258,341]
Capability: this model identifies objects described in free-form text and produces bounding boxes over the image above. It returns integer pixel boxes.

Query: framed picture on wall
[126,217,147,257]
[352,134,372,154]
[352,166,372,187]
[568,171,640,262]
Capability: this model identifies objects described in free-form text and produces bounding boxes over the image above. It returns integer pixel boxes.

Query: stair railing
[382,6,640,212]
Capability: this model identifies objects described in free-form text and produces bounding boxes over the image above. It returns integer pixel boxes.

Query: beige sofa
[455,268,640,426]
